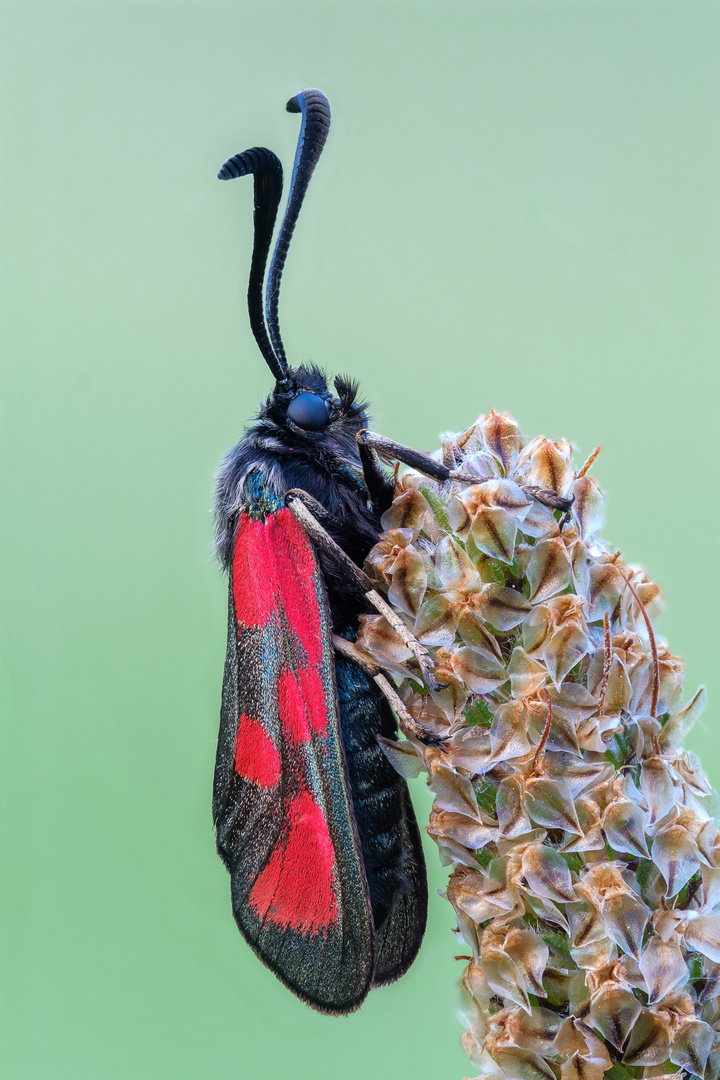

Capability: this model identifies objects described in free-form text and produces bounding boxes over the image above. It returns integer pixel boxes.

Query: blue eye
[286,392,329,431]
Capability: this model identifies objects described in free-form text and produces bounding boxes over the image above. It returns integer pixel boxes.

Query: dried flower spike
[357,411,716,1080]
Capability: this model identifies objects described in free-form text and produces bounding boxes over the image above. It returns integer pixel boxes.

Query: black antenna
[265,89,331,368]
[218,147,286,383]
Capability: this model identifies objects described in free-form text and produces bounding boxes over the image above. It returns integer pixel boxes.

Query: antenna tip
[217,158,239,180]
[286,88,330,117]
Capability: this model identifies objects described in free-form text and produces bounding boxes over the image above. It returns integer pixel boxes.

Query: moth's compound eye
[286,392,329,431]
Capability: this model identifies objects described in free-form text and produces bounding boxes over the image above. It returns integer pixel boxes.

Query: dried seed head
[360,412,714,1080]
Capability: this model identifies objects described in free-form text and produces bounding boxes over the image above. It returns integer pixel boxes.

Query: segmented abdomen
[334,648,415,931]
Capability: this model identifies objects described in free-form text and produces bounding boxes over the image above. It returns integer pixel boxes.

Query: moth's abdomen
[334,648,423,932]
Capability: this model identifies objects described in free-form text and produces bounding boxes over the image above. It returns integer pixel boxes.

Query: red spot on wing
[266,510,323,665]
[232,511,324,667]
[233,508,329,762]
[234,714,281,788]
[297,667,327,736]
[278,666,328,743]
[248,785,338,934]
[278,668,310,743]
[233,516,278,627]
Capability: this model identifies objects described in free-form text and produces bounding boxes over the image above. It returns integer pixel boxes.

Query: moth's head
[264,363,368,440]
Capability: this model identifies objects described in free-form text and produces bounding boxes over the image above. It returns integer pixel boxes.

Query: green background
[2,2,718,1077]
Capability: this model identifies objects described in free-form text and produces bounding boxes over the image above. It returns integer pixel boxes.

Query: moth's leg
[332,635,446,747]
[357,430,574,513]
[522,485,575,513]
[357,430,453,484]
[355,433,395,515]
[285,489,345,532]
[286,489,442,692]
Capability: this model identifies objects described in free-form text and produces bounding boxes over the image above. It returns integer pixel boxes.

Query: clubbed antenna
[265,89,331,367]
[218,90,331,386]
[218,146,286,382]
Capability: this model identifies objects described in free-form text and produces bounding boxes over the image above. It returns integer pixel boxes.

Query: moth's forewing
[213,506,375,1014]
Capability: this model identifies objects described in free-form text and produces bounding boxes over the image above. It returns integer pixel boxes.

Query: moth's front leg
[353,432,394,515]
[356,429,574,513]
[285,488,442,694]
[357,430,452,489]
[332,634,446,748]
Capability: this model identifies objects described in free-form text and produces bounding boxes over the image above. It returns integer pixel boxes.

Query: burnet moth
[212,89,448,1014]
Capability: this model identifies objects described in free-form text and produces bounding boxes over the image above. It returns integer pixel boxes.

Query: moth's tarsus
[523,484,575,513]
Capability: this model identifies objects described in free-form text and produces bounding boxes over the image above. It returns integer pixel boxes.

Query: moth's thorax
[214,413,380,570]
[241,468,285,519]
